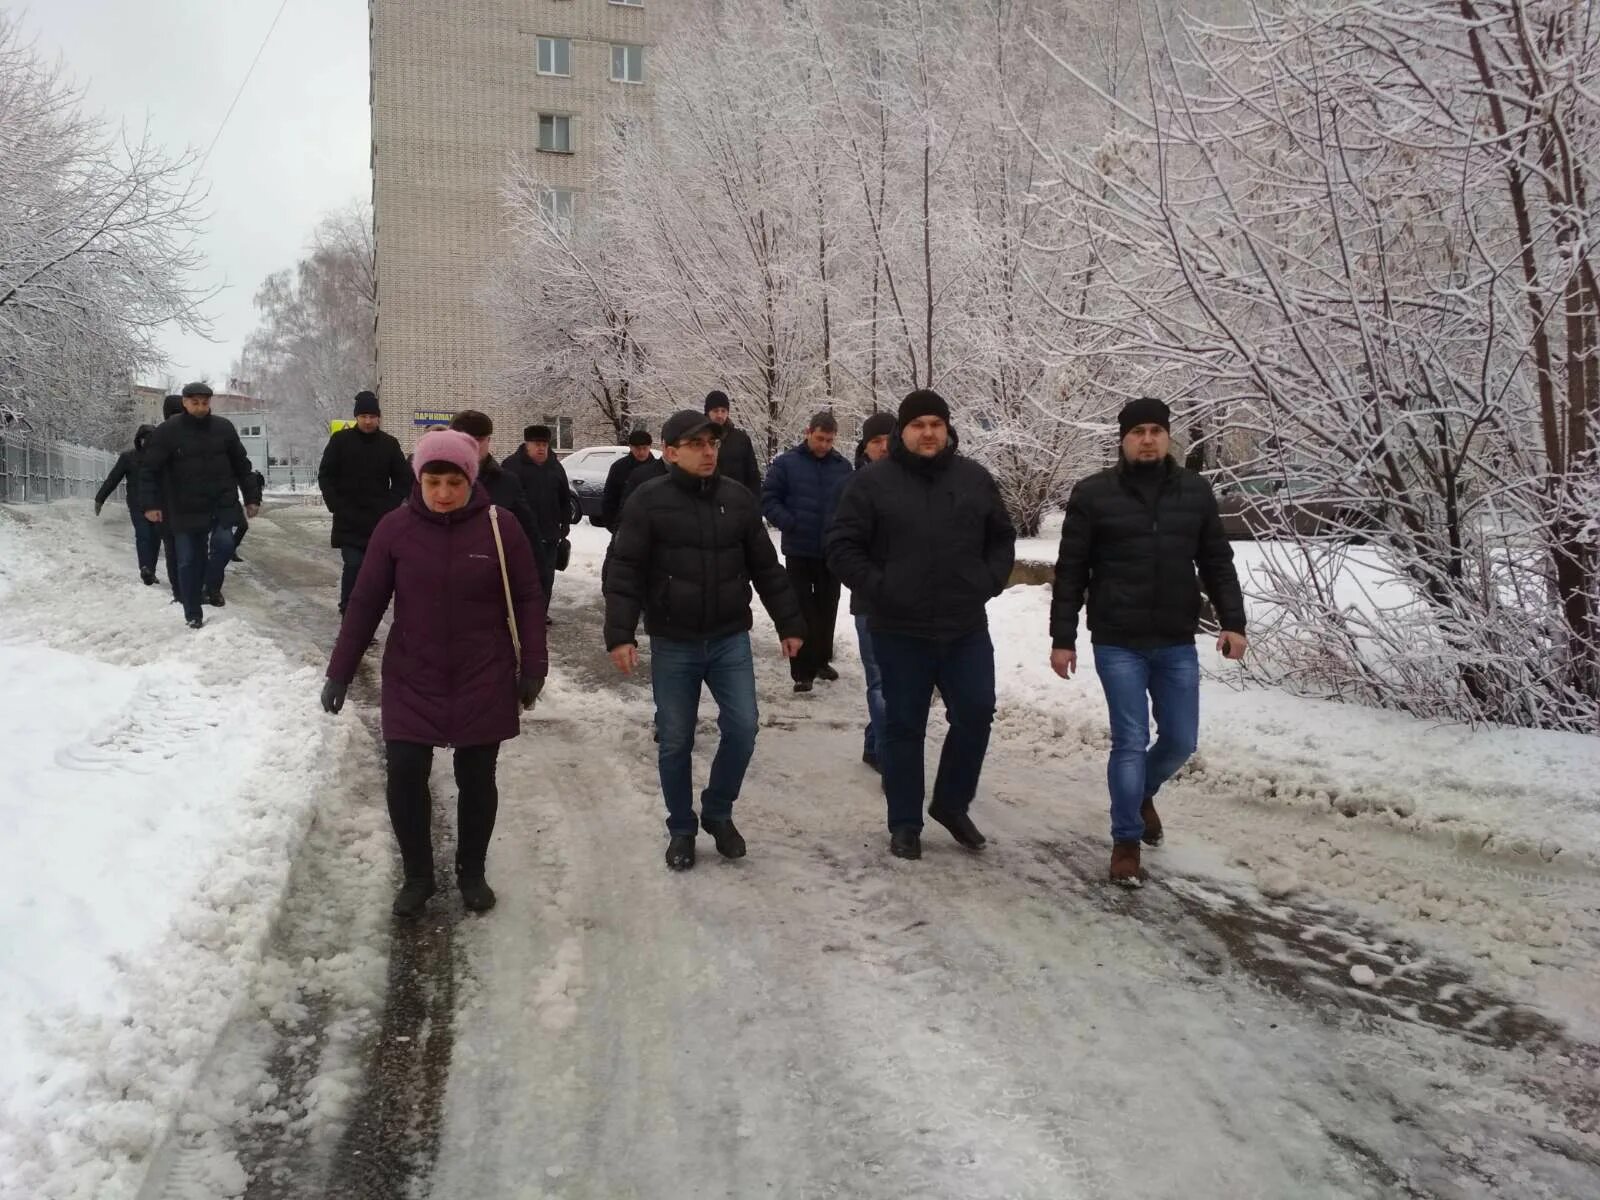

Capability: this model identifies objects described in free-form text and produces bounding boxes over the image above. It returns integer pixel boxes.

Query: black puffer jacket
[139,413,261,534]
[1050,458,1246,650]
[827,440,1016,640]
[501,447,573,541]
[600,452,663,530]
[95,425,157,513]
[604,466,804,649]
[714,424,763,495]
[317,427,411,549]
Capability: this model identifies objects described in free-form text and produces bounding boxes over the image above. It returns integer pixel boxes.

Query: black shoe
[230,553,243,563]
[1140,797,1164,848]
[392,876,437,919]
[889,827,922,860]
[545,615,554,626]
[140,568,156,586]
[186,616,205,630]
[665,834,696,871]
[702,817,747,859]
[817,664,839,682]
[927,802,987,850]
[794,680,813,694]
[457,874,497,912]
[862,748,880,774]
[204,589,225,607]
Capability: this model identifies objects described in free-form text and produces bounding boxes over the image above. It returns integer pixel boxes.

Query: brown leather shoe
[1109,840,1148,888]
[1140,799,1164,847]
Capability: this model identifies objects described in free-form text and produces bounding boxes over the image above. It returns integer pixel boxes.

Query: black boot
[665,834,696,871]
[816,664,839,682]
[186,616,205,630]
[457,870,497,913]
[793,680,813,694]
[927,802,987,850]
[205,588,225,607]
[702,817,746,859]
[140,568,156,586]
[889,827,922,860]
[392,875,437,919]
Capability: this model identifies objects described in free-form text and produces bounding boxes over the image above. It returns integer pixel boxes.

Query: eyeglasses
[675,437,718,451]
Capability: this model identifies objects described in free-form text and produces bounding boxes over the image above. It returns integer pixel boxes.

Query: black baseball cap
[661,410,723,446]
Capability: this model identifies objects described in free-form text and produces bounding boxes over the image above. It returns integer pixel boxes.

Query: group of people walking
[97,378,1247,916]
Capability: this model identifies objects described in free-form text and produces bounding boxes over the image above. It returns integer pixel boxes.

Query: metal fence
[0,430,119,504]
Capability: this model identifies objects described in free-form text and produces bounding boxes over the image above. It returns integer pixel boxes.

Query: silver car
[564,444,660,523]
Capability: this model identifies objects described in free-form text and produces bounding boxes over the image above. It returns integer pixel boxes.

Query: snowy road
[130,509,1599,1199]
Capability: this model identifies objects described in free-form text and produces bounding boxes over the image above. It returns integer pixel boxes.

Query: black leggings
[384,741,501,880]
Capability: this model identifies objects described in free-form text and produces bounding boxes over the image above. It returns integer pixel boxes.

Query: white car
[564,444,660,523]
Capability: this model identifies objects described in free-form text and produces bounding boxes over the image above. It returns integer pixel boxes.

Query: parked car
[1213,476,1383,541]
[563,444,660,523]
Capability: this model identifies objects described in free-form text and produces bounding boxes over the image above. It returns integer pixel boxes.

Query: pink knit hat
[412,429,481,485]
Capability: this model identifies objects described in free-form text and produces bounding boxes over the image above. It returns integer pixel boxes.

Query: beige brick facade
[369,0,659,453]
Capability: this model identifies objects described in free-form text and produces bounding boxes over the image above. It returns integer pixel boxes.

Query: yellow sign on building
[330,419,357,433]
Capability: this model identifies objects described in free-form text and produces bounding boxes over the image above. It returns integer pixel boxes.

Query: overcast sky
[18,1,371,391]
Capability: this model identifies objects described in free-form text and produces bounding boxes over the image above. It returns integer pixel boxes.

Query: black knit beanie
[1118,397,1171,437]
[897,389,950,430]
[704,390,731,415]
[353,390,380,417]
[860,412,897,442]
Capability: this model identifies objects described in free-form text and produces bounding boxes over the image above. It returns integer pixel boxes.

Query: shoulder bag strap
[487,506,522,670]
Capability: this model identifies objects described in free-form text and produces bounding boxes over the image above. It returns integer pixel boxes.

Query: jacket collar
[792,442,848,466]
[890,438,956,477]
[669,463,721,497]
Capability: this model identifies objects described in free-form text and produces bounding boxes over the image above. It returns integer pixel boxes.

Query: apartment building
[369,0,662,451]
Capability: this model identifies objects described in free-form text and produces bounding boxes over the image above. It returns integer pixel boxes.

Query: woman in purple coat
[322,430,549,918]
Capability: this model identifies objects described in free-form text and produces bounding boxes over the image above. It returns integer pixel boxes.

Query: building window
[611,44,645,84]
[537,37,570,77]
[540,416,575,451]
[540,188,576,229]
[538,114,573,153]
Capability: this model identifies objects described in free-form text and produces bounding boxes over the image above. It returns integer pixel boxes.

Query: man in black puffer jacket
[827,390,1016,862]
[318,391,412,613]
[140,382,262,629]
[94,424,164,586]
[1049,396,1247,888]
[605,409,805,873]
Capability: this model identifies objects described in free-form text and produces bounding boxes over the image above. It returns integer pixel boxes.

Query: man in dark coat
[318,391,412,613]
[847,411,897,770]
[762,410,855,692]
[1049,396,1248,888]
[94,424,164,585]
[604,409,805,872]
[449,412,547,579]
[703,390,763,494]
[140,382,262,629]
[827,390,1016,862]
[502,424,572,616]
[599,428,662,530]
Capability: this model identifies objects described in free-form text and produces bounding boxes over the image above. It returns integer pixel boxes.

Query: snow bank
[0,504,347,1200]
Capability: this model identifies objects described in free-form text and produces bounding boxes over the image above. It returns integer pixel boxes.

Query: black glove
[518,674,545,710]
[93,501,103,516]
[320,678,348,715]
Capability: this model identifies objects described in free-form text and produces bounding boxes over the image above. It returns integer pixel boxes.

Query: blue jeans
[1093,643,1201,842]
[856,615,886,761]
[129,510,161,576]
[173,518,237,623]
[873,626,996,831]
[650,632,760,836]
[339,545,366,613]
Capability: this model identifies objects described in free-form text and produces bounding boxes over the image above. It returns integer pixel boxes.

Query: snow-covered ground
[0,503,371,1200]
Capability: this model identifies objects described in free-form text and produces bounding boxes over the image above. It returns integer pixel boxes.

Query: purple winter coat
[326,486,549,747]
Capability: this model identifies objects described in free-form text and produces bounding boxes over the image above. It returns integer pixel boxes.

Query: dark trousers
[785,555,840,682]
[538,539,559,609]
[159,523,180,599]
[129,510,161,576]
[232,513,249,552]
[338,545,366,614]
[384,741,502,880]
[874,626,997,831]
[173,518,237,623]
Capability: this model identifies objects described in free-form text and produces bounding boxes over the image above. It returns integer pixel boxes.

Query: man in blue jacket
[762,411,855,693]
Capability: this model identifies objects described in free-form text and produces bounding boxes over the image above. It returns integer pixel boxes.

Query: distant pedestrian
[502,424,573,620]
[321,430,548,918]
[600,428,662,530]
[317,391,411,614]
[139,383,261,629]
[828,390,1016,861]
[762,410,854,693]
[93,424,165,586]
[1049,397,1247,887]
[847,411,897,770]
[604,409,805,871]
[703,390,763,494]
[450,411,547,581]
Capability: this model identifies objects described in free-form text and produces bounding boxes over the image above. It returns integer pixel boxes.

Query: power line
[200,0,293,168]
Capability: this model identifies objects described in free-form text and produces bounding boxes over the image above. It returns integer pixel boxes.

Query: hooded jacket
[761,442,855,560]
[603,466,804,649]
[326,486,549,747]
[139,411,261,534]
[317,426,411,549]
[827,438,1016,640]
[1049,457,1246,650]
[95,425,157,513]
